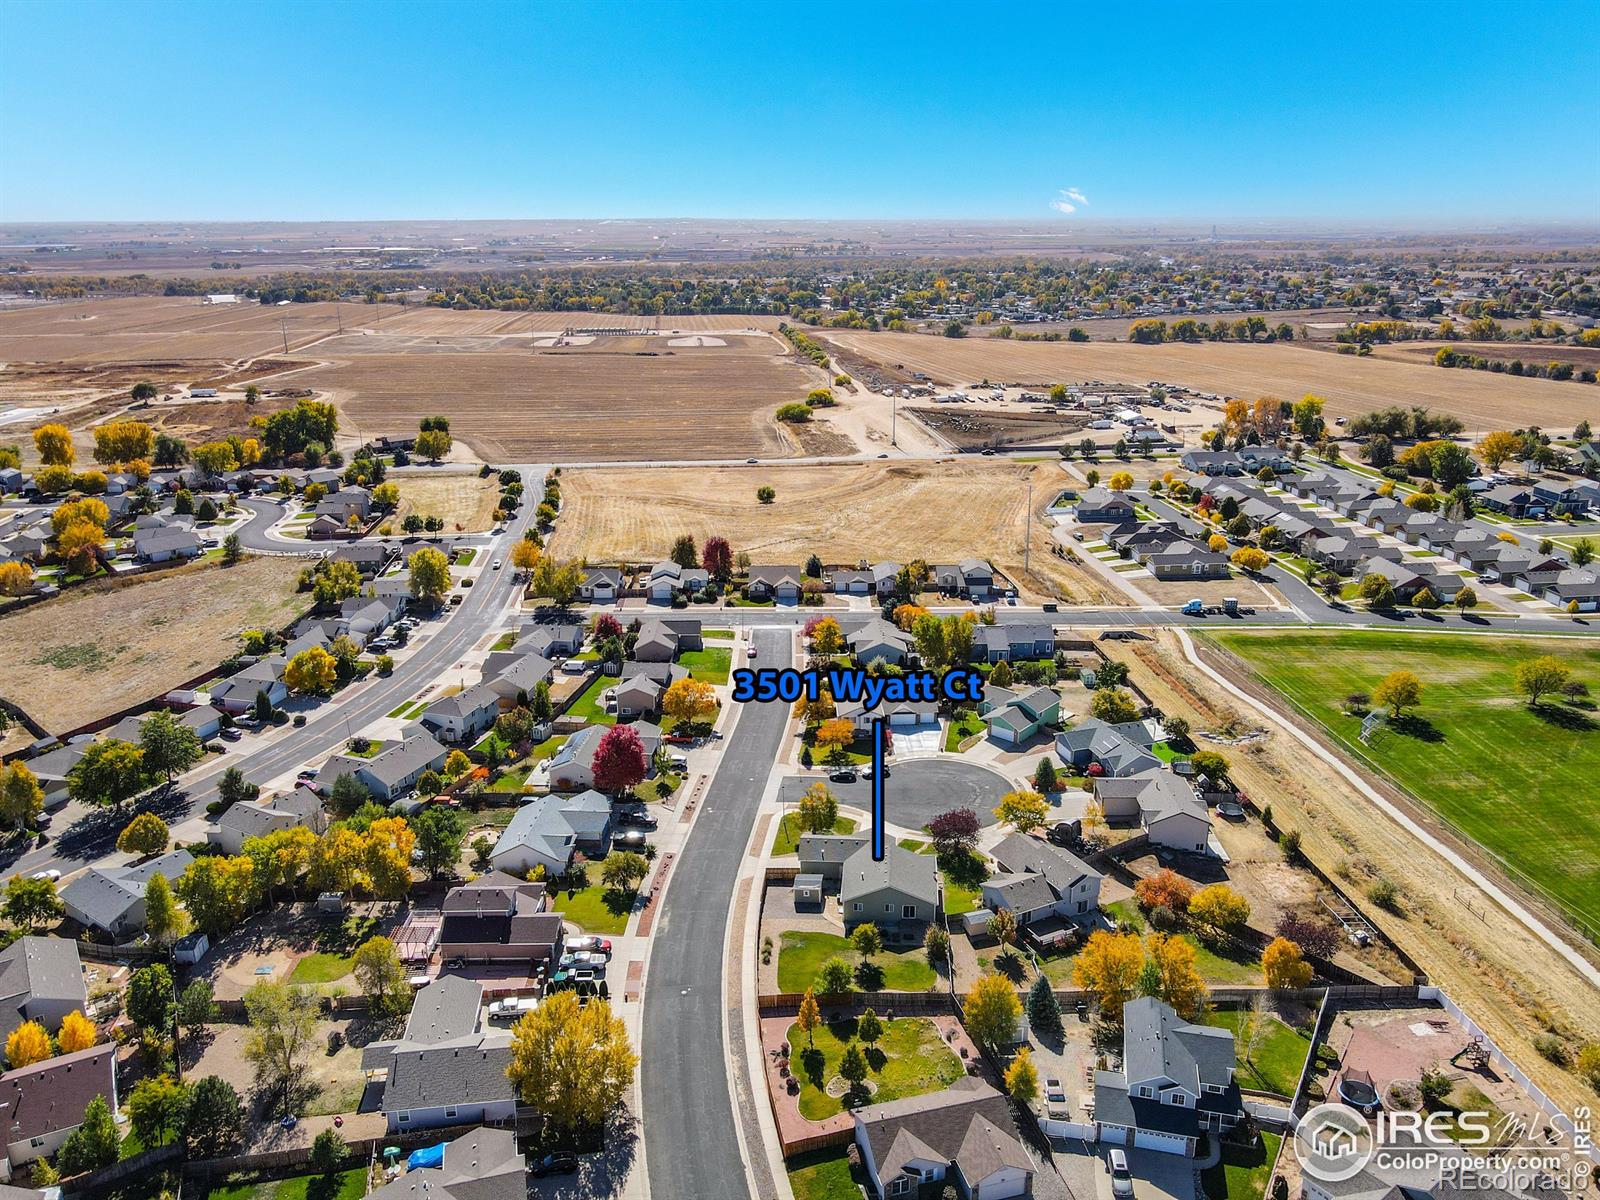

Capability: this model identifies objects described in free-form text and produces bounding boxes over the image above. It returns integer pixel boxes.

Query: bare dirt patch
[0,557,305,733]
[390,472,502,533]
[826,330,1597,430]
[908,406,1087,450]
[550,460,1123,604]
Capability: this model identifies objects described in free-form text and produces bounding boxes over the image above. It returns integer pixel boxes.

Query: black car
[531,1152,578,1177]
[829,769,858,783]
[617,810,657,829]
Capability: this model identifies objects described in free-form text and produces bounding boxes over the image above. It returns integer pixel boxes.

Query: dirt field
[390,472,501,532]
[549,460,1123,604]
[907,406,1088,450]
[0,557,305,733]
[825,331,1598,432]
[302,340,824,460]
[1100,631,1600,1120]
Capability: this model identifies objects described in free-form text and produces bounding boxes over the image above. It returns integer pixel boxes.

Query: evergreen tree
[1027,973,1063,1040]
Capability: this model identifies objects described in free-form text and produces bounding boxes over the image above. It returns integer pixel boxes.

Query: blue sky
[3,0,1598,224]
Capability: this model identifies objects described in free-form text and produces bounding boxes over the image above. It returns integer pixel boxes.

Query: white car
[492,560,502,570]
[1045,1077,1069,1117]
[746,645,757,659]
[31,869,61,883]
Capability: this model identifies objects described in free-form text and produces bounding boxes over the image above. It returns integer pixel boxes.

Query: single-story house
[514,622,585,660]
[578,566,623,602]
[1477,485,1547,519]
[853,1077,1034,1199]
[329,542,392,577]
[133,527,204,563]
[838,616,912,667]
[489,789,614,877]
[647,561,710,601]
[1093,770,1212,853]
[364,1126,526,1200]
[208,788,326,855]
[0,937,87,1044]
[0,1044,119,1177]
[931,559,996,599]
[632,616,704,662]
[747,565,804,603]
[420,682,502,743]
[317,731,449,801]
[971,623,1055,663]
[1055,717,1160,778]
[547,725,605,792]
[841,841,940,938]
[797,834,869,884]
[59,850,195,938]
[1544,569,1600,612]
[1146,543,1231,580]
[978,685,1061,744]
[1074,487,1138,523]
[209,657,288,713]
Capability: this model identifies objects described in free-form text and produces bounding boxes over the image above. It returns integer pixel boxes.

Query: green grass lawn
[200,1169,367,1200]
[455,548,477,566]
[1150,740,1187,764]
[286,952,352,985]
[1201,1132,1281,1200]
[944,709,986,751]
[487,767,531,793]
[776,931,937,993]
[549,861,634,934]
[705,628,735,639]
[801,729,872,764]
[567,674,620,724]
[679,645,733,685]
[771,812,858,856]
[1208,629,1600,929]
[1204,1010,1313,1096]
[1052,900,1261,984]
[526,733,567,762]
[941,869,982,916]
[785,1015,964,1120]
[786,1147,862,1200]
[491,630,517,650]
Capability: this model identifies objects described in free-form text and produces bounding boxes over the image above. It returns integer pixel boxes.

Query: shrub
[1367,878,1400,912]
[1533,1033,1570,1066]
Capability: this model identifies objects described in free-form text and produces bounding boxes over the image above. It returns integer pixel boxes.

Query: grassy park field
[1207,630,1600,930]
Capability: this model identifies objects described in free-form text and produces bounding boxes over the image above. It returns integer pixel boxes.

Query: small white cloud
[1049,187,1090,214]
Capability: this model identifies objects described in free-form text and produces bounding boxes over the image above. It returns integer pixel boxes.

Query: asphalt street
[17,491,540,876]
[777,757,1013,829]
[641,625,793,1200]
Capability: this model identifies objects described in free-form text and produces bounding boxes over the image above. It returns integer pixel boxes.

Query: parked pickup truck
[487,997,538,1023]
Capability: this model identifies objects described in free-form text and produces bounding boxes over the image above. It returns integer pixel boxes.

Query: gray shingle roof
[854,1078,1030,1189]
[840,841,939,909]
[382,1033,517,1112]
[0,937,86,1040]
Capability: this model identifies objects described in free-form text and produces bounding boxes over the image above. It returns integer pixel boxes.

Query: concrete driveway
[1090,1146,1201,1200]
[890,721,942,754]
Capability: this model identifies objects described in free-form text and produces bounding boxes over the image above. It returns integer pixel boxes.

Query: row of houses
[578,558,1005,604]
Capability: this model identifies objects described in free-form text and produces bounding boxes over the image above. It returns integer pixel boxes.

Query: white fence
[1041,1117,1099,1142]
[1420,986,1600,1168]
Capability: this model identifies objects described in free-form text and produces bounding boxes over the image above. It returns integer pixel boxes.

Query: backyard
[1207,630,1600,930]
[566,673,620,724]
[198,1169,367,1200]
[785,1147,862,1200]
[776,930,937,993]
[783,1014,965,1120]
[1203,1009,1314,1096]
[1039,900,1262,986]
[772,813,858,856]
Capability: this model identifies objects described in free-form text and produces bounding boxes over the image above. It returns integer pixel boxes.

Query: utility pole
[280,320,288,354]
[891,395,898,447]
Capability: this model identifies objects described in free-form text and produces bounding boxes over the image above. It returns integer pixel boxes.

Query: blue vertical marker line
[871,717,886,861]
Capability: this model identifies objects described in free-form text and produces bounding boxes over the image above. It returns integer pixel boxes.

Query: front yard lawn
[944,709,985,751]
[776,931,936,993]
[786,1146,863,1200]
[549,861,634,934]
[784,1015,964,1120]
[1204,1010,1313,1096]
[704,628,735,639]
[679,645,733,685]
[491,630,517,650]
[772,813,857,856]
[1201,1132,1281,1200]
[566,674,620,724]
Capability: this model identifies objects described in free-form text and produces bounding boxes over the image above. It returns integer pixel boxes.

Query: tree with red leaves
[592,725,647,795]
[592,613,623,641]
[702,536,733,582]
[927,808,980,856]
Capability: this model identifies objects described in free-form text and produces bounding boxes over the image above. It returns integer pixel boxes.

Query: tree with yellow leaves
[510,537,541,571]
[284,646,338,696]
[663,677,718,726]
[892,603,929,631]
[1108,471,1134,492]
[508,990,637,1133]
[34,423,74,466]
[92,420,155,465]
[176,854,255,937]
[309,825,366,895]
[792,685,835,726]
[51,497,110,536]
[964,972,1023,1048]
[116,812,169,857]
[1475,430,1521,470]
[56,520,106,575]
[1231,547,1270,573]
[1072,930,1145,1020]
[1005,1045,1040,1104]
[809,616,845,656]
[994,789,1049,834]
[796,986,822,1048]
[58,1010,98,1054]
[5,1019,53,1068]
[795,782,839,835]
[0,561,32,598]
[1188,884,1251,941]
[1143,932,1208,1019]
[814,717,856,760]
[364,817,416,899]
[1262,937,1314,990]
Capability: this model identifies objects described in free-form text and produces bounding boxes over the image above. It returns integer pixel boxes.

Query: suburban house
[1055,717,1162,778]
[1356,556,1462,603]
[1093,771,1213,853]
[365,1126,526,1200]
[362,976,518,1134]
[132,526,204,564]
[0,937,87,1043]
[836,695,939,735]
[329,542,393,577]
[0,1044,119,1179]
[746,565,804,603]
[59,850,195,938]
[513,622,585,660]
[932,559,997,599]
[209,657,288,713]
[578,566,623,602]
[1074,488,1138,523]
[647,560,710,601]
[1305,534,1391,575]
[838,616,912,666]
[983,833,1102,926]
[436,873,565,969]
[978,685,1061,745]
[853,1077,1034,1199]
[420,682,502,743]
[547,725,605,792]
[632,616,704,662]
[1476,484,1547,519]
[1544,569,1600,612]
[1146,543,1231,580]
[1094,996,1244,1156]
[207,788,326,855]
[798,834,870,884]
[840,840,940,939]
[489,790,614,877]
[832,561,900,596]
[14,741,87,811]
[317,730,449,801]
[971,623,1056,663]
[482,651,555,704]
[1180,450,1245,476]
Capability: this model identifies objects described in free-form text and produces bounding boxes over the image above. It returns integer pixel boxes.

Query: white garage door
[890,711,920,726]
[1134,1129,1191,1155]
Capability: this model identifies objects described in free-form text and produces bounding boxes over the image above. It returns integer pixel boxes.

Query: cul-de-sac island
[2,9,1598,1200]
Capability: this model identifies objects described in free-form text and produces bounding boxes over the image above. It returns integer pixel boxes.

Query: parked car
[1046,1076,1069,1118]
[219,727,243,741]
[565,935,613,954]
[612,830,649,850]
[746,645,757,659]
[531,1152,578,1177]
[560,950,607,969]
[616,810,657,829]
[860,766,889,780]
[30,869,60,883]
[1110,1148,1135,1199]
[829,769,858,783]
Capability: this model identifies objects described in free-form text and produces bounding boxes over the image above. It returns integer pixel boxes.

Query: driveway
[891,720,942,754]
[1090,1146,1200,1200]
[777,758,1014,830]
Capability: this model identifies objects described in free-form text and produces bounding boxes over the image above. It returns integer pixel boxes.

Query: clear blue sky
[3,0,1598,224]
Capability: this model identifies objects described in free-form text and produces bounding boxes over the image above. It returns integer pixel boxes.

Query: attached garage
[1134,1129,1193,1155]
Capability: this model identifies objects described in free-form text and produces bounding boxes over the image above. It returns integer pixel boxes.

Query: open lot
[390,472,501,533]
[824,330,1597,431]
[549,460,1124,604]
[0,557,305,732]
[299,334,822,460]
[1206,629,1600,932]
